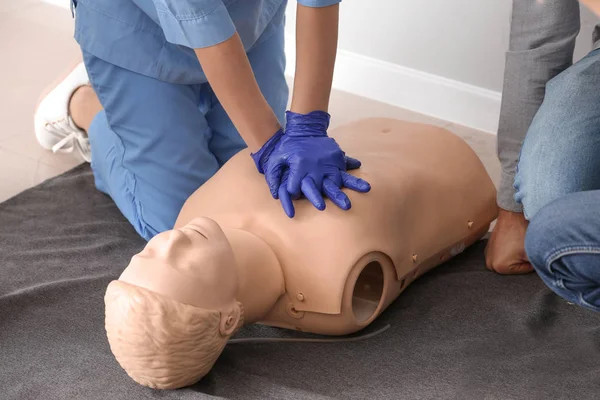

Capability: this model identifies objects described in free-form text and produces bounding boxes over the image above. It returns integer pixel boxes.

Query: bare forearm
[194,34,280,152]
[290,3,339,114]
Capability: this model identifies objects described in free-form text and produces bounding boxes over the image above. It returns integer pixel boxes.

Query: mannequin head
[104,217,244,389]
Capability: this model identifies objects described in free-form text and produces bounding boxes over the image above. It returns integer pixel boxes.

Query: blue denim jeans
[515,48,600,311]
[525,191,600,312]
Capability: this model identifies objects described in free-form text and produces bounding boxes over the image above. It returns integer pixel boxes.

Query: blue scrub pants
[82,25,288,240]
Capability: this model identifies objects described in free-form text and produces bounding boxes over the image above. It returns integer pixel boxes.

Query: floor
[0,1,500,204]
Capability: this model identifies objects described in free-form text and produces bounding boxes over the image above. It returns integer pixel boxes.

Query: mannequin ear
[219,302,243,336]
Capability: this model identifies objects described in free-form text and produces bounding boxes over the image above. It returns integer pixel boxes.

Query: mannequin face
[143,219,230,271]
[119,217,240,315]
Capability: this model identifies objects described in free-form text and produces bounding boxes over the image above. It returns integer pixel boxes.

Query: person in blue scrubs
[34,0,370,240]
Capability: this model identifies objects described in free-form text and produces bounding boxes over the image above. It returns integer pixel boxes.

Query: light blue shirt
[73,0,340,84]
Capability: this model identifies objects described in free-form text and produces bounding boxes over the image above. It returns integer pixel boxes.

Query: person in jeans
[486,0,600,311]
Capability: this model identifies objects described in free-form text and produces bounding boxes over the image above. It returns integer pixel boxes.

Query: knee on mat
[524,200,597,309]
[525,192,598,276]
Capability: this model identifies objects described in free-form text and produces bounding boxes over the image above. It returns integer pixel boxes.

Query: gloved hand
[251,110,371,217]
[275,155,368,217]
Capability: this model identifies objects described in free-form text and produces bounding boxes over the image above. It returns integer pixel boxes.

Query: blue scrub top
[73,0,340,84]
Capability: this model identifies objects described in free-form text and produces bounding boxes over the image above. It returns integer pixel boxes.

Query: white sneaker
[34,62,92,163]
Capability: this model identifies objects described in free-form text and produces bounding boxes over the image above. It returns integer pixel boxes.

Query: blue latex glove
[251,111,371,217]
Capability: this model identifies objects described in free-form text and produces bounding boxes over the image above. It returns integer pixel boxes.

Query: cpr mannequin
[104,118,498,389]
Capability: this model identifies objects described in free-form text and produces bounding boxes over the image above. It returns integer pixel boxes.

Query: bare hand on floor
[485,209,534,275]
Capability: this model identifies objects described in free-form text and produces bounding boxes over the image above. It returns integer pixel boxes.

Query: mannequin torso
[174,118,497,335]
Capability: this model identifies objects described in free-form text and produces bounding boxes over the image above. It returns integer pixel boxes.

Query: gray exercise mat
[1,165,599,400]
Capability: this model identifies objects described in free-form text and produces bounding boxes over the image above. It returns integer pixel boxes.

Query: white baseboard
[335,51,501,134]
[285,39,501,134]
[43,0,501,134]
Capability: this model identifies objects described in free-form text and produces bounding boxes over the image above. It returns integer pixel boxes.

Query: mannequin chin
[104,118,498,390]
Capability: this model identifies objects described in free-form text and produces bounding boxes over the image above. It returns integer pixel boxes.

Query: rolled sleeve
[153,0,236,48]
[297,0,341,7]
[497,0,580,211]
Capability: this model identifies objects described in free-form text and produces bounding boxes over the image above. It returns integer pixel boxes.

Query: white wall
[288,0,597,92]
[288,0,511,91]
[286,1,598,131]
[339,0,510,92]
